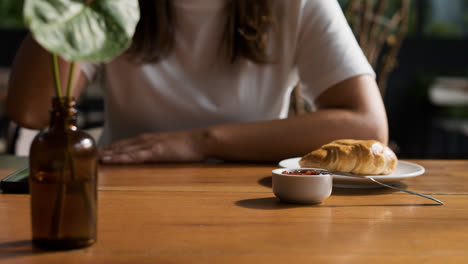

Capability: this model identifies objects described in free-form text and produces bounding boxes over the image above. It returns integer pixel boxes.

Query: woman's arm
[99,74,388,163]
[6,34,89,129]
[207,74,388,161]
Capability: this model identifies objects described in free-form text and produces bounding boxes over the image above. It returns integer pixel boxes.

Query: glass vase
[29,97,98,250]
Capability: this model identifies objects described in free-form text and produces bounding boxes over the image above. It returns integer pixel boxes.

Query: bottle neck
[49,97,78,131]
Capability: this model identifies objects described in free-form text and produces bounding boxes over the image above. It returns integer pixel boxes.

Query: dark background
[385,37,468,159]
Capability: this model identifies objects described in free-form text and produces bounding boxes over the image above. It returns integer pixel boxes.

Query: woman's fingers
[99,142,148,156]
[99,137,142,152]
[99,134,154,156]
[98,130,204,164]
[100,148,153,164]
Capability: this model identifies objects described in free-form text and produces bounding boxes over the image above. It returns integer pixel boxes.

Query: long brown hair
[126,0,276,64]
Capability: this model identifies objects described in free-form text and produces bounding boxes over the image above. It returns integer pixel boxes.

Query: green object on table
[0,155,29,194]
[3,167,29,181]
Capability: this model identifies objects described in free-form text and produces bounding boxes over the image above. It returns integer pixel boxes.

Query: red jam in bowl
[281,169,321,175]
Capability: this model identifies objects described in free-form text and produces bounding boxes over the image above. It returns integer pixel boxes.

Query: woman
[7,0,388,163]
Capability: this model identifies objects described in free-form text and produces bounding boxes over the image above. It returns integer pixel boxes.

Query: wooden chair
[290,0,410,116]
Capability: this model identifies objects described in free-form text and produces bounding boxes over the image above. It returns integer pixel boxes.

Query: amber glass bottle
[29,97,98,250]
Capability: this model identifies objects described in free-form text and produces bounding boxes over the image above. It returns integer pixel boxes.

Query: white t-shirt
[81,0,374,145]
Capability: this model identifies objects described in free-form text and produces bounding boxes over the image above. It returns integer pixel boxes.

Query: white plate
[278,157,425,188]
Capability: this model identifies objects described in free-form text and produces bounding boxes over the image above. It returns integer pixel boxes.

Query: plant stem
[50,179,67,238]
[51,54,62,98]
[66,62,75,99]
[49,53,65,238]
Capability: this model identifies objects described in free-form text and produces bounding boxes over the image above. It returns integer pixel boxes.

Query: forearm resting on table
[99,75,388,164]
[99,110,386,164]
[203,108,388,162]
[6,34,87,129]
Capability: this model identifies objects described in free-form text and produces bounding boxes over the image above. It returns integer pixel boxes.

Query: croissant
[299,139,398,175]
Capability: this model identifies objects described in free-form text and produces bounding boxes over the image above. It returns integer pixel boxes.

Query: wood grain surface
[0,159,467,263]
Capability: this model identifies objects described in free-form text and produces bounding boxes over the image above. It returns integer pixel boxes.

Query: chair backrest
[343,0,410,95]
[289,0,410,116]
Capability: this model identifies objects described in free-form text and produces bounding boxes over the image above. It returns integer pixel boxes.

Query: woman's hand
[98,130,209,164]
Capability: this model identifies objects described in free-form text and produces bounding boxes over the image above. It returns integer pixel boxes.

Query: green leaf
[24,0,140,62]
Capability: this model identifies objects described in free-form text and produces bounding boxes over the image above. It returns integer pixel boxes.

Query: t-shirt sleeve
[295,0,375,102]
[80,62,103,82]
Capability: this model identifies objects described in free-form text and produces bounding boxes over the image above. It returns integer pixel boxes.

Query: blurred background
[0,0,467,159]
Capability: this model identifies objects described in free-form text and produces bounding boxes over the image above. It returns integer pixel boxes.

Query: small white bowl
[272,168,332,204]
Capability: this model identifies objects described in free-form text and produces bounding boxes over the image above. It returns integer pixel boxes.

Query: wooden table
[1,159,467,263]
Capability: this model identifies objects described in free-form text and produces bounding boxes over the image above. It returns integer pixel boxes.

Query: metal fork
[315,169,444,205]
